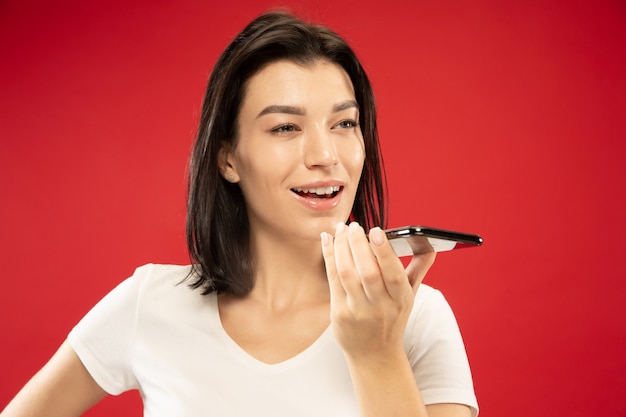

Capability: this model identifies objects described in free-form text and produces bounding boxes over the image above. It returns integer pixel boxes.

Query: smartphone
[385,225,483,257]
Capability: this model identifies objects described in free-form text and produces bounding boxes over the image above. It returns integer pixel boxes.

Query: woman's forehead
[240,59,356,115]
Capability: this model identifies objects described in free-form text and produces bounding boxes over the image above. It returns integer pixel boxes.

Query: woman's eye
[335,119,359,129]
[271,123,299,133]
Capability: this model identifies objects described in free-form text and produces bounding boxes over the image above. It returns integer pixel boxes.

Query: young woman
[1,12,478,417]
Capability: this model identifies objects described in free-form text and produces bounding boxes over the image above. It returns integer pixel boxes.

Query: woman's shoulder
[413,283,444,308]
[407,284,460,334]
[124,263,194,291]
[127,263,203,300]
[130,263,195,281]
[127,263,212,313]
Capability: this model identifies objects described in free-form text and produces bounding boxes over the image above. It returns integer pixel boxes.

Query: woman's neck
[246,229,330,311]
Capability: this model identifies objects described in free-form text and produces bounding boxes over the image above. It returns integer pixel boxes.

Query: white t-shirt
[68,264,478,416]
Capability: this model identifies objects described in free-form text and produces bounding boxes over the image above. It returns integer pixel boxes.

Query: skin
[1,59,472,417]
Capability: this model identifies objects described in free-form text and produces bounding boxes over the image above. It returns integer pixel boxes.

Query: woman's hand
[320,222,436,360]
[320,222,438,416]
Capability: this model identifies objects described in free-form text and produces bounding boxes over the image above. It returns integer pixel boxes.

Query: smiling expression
[220,59,365,243]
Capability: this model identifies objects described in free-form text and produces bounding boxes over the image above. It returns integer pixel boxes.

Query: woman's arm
[1,340,107,417]
[427,404,472,417]
[321,222,472,417]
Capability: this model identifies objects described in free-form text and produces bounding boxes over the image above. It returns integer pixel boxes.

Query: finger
[346,222,388,303]
[320,230,346,304]
[332,222,368,306]
[406,251,436,295]
[368,227,413,301]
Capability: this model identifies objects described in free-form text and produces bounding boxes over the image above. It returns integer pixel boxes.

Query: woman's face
[221,59,365,243]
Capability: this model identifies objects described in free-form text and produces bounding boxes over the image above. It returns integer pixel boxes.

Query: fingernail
[348,222,361,233]
[335,222,346,235]
[370,227,385,246]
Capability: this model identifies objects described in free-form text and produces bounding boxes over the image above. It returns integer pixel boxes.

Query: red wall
[1,1,625,415]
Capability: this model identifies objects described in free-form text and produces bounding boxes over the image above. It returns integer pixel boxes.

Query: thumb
[406,251,436,294]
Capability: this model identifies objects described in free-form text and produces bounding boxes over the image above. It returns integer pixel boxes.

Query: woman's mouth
[291,186,341,199]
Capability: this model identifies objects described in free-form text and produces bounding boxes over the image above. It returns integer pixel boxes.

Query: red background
[1,0,625,415]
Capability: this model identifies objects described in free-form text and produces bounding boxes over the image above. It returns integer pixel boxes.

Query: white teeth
[293,186,340,195]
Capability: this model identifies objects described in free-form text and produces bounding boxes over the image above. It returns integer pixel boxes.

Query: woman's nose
[303,129,339,168]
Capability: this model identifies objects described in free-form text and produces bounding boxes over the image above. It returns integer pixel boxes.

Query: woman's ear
[218,143,239,183]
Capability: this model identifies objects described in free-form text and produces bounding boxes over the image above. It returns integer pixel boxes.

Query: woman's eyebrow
[333,100,358,113]
[257,105,304,117]
[256,100,358,118]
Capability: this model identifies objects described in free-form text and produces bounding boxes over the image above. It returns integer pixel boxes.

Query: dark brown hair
[186,11,387,296]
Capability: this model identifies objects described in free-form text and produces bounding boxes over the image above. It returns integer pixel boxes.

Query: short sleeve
[406,286,479,416]
[67,264,152,395]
